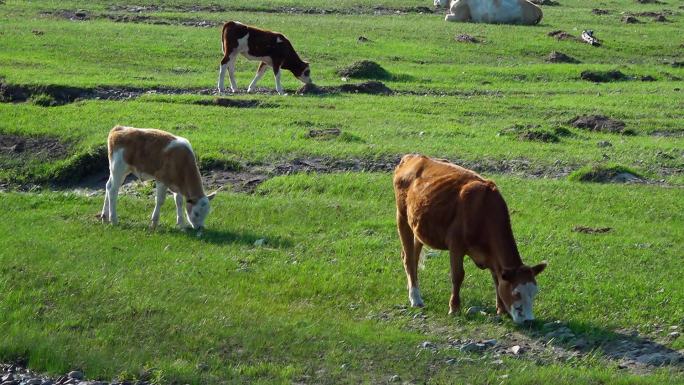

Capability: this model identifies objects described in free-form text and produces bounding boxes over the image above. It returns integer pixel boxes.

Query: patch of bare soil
[569,115,633,135]
[592,8,611,15]
[530,0,560,5]
[623,15,642,23]
[650,130,684,137]
[337,60,391,80]
[572,225,612,234]
[307,128,341,140]
[455,34,480,43]
[371,307,684,374]
[547,30,579,41]
[636,0,663,3]
[42,10,218,28]
[546,51,580,63]
[104,4,440,16]
[339,81,393,95]
[0,134,69,161]
[193,98,264,108]
[580,69,630,82]
[298,81,393,96]
[0,81,215,106]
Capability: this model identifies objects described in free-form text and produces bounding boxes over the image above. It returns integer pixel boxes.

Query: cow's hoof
[409,287,424,307]
[448,307,460,316]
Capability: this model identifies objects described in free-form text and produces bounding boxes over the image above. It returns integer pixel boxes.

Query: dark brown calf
[393,154,546,324]
[217,21,311,95]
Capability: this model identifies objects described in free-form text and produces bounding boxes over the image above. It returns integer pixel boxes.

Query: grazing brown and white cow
[393,154,546,324]
[434,0,543,25]
[217,21,312,95]
[99,126,216,231]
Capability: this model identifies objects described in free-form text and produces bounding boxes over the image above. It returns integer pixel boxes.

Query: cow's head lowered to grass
[186,192,217,230]
[498,262,547,324]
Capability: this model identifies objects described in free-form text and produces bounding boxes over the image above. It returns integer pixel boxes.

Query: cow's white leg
[273,68,285,95]
[100,178,111,222]
[218,63,228,93]
[173,192,186,228]
[150,182,167,229]
[248,62,269,93]
[107,149,127,225]
[227,55,238,93]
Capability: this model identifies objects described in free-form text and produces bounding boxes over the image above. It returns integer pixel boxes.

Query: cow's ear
[501,268,517,282]
[532,261,547,276]
[207,191,217,201]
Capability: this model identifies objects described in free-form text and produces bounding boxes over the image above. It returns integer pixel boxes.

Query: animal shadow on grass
[176,227,293,248]
[515,318,684,370]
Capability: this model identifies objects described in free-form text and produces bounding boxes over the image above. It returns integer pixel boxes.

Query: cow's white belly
[241,52,273,65]
[469,0,522,23]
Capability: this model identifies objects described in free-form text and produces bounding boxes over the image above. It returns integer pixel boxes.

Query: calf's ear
[532,261,547,276]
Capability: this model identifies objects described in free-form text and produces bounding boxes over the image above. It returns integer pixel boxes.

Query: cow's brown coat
[393,154,546,318]
[108,126,205,203]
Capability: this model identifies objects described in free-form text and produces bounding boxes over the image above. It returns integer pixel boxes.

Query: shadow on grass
[176,227,293,248]
[513,317,684,370]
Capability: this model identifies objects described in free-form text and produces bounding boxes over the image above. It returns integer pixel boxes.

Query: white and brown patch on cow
[218,21,311,95]
[100,126,215,230]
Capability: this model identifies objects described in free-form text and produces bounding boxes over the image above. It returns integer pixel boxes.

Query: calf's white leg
[248,62,269,93]
[227,56,238,93]
[218,63,228,93]
[150,182,167,229]
[174,192,186,228]
[274,68,285,95]
[106,149,128,225]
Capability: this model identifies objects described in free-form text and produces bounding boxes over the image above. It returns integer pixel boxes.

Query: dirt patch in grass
[298,81,393,95]
[530,0,560,5]
[518,130,560,143]
[568,115,633,135]
[107,4,439,15]
[546,51,580,63]
[307,128,342,140]
[0,81,216,105]
[572,225,613,234]
[592,8,611,15]
[337,61,391,80]
[569,164,644,183]
[193,98,265,108]
[547,30,579,41]
[455,34,480,43]
[580,70,630,82]
[650,130,684,137]
[622,15,642,23]
[42,10,218,28]
[0,134,70,162]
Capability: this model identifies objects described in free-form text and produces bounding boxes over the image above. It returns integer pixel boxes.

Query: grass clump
[568,164,643,183]
[336,60,391,80]
[29,93,58,107]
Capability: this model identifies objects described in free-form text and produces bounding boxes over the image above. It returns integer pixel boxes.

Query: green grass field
[1,0,683,383]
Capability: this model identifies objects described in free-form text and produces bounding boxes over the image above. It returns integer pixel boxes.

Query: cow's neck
[486,220,524,277]
[282,55,304,74]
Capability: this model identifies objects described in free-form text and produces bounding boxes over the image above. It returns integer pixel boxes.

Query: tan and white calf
[217,21,312,95]
[393,154,547,324]
[99,126,216,230]
[435,0,543,25]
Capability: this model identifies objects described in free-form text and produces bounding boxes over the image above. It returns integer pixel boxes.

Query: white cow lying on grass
[99,126,216,231]
[435,0,543,25]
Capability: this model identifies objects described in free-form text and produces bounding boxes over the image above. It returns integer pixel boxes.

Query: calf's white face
[185,193,216,230]
[509,282,538,324]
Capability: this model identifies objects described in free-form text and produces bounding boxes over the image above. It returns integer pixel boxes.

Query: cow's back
[393,155,495,250]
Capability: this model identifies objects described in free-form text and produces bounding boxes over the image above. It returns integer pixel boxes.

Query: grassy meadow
[1,0,683,383]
